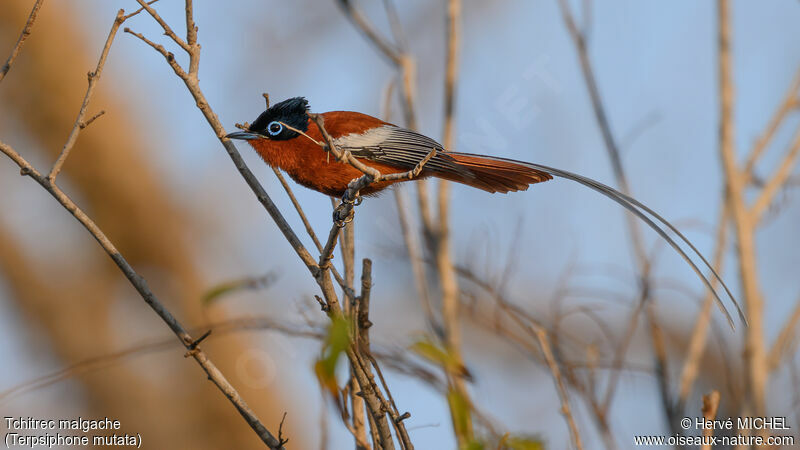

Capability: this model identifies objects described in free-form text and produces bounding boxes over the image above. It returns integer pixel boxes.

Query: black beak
[225,131,261,140]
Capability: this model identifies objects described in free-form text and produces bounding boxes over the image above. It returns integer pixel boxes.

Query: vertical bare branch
[393,190,438,331]
[0,0,45,82]
[700,391,721,450]
[434,1,473,446]
[678,202,730,408]
[768,295,800,371]
[49,9,125,181]
[717,0,767,418]
[535,329,584,450]
[556,0,647,267]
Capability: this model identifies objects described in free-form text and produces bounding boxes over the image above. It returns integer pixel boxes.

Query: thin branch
[768,295,800,371]
[124,21,320,277]
[0,0,45,82]
[717,0,767,418]
[270,166,349,292]
[79,110,106,129]
[133,0,191,53]
[438,0,473,446]
[0,139,285,449]
[535,329,585,450]
[744,67,800,176]
[700,391,721,450]
[121,0,161,21]
[184,0,199,76]
[49,9,126,181]
[126,3,419,447]
[678,201,730,409]
[271,166,324,253]
[393,189,439,334]
[358,259,414,450]
[336,0,402,66]
[556,0,647,267]
[750,127,800,222]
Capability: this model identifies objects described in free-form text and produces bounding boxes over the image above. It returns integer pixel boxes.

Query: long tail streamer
[451,152,746,330]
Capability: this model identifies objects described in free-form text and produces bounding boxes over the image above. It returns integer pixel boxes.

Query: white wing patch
[333,125,396,149]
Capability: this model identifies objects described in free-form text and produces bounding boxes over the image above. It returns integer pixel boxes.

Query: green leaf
[313,316,352,400]
[448,388,472,444]
[498,433,544,450]
[462,439,486,450]
[201,272,278,305]
[410,338,468,377]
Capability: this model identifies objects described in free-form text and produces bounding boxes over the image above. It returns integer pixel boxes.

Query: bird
[226,96,745,328]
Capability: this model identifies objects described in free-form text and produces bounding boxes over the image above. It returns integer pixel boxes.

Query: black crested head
[249,96,310,141]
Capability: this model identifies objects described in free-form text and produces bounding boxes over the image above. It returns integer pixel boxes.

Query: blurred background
[1,0,798,448]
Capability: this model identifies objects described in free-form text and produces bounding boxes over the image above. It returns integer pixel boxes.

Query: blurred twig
[717,0,768,420]
[768,295,800,371]
[435,0,474,446]
[535,329,584,450]
[700,390,721,450]
[0,0,45,82]
[750,128,800,223]
[557,1,663,442]
[126,2,424,446]
[743,68,800,179]
[677,202,730,410]
[1,6,285,449]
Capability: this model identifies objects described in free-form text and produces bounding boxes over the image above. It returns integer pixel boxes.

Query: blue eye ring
[267,121,283,136]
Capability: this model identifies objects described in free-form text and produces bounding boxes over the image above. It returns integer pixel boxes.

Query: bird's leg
[333,180,366,227]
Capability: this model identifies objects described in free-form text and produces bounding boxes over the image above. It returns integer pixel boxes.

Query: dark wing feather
[341,127,473,177]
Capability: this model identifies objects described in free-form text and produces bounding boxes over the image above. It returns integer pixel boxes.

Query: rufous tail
[444,152,553,193]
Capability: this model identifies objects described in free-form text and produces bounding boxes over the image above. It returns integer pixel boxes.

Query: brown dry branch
[271,167,325,252]
[556,1,668,444]
[750,128,800,223]
[535,329,584,450]
[768,295,800,371]
[556,0,656,394]
[0,12,284,447]
[555,0,762,444]
[556,0,648,267]
[743,68,800,178]
[348,256,370,450]
[335,0,437,290]
[717,0,768,423]
[0,314,447,411]
[270,165,350,293]
[680,25,800,427]
[393,189,439,333]
[436,0,474,446]
[0,0,45,82]
[700,390,721,450]
[455,263,588,447]
[1,1,300,446]
[49,10,125,181]
[125,2,424,447]
[336,2,475,445]
[677,202,730,410]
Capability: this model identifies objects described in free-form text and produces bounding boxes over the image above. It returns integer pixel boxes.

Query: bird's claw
[333,207,355,228]
[341,192,362,206]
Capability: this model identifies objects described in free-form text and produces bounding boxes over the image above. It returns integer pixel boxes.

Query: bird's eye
[267,121,283,136]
